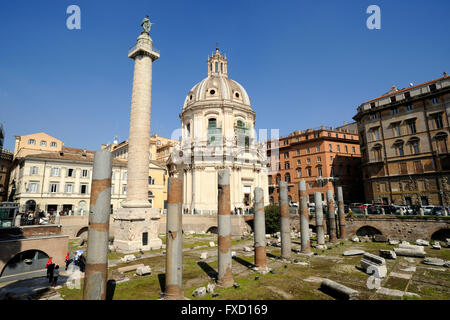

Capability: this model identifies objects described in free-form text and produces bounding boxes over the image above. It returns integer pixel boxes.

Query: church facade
[169,49,269,214]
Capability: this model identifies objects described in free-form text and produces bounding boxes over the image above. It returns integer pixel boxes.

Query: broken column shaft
[217,169,234,287]
[253,187,267,269]
[336,186,347,240]
[279,181,291,260]
[314,192,325,245]
[83,150,112,300]
[326,190,338,243]
[164,177,183,299]
[298,180,310,253]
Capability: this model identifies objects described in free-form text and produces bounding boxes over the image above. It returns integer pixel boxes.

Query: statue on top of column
[141,15,152,34]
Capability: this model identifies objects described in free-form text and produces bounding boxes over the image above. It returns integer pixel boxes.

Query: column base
[113,207,162,253]
[252,266,271,274]
[113,238,163,254]
[216,278,234,288]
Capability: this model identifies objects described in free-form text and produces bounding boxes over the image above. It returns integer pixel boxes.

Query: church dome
[182,48,252,111]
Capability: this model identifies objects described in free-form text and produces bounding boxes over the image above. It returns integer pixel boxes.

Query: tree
[264,204,280,234]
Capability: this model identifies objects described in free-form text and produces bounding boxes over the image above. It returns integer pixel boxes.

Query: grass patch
[407,281,450,300]
[384,277,409,291]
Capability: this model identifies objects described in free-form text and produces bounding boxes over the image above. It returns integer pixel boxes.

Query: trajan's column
[113,17,162,252]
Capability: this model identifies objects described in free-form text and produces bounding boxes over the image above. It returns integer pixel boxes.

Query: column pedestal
[113,207,162,253]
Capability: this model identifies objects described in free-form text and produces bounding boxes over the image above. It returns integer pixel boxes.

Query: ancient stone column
[253,187,267,270]
[164,177,183,299]
[83,150,112,300]
[217,169,234,287]
[279,181,291,260]
[314,192,325,245]
[419,207,424,216]
[298,180,310,253]
[326,190,338,243]
[364,207,369,216]
[113,19,162,252]
[336,186,347,240]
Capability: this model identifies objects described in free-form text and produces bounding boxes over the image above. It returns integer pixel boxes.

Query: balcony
[128,38,160,60]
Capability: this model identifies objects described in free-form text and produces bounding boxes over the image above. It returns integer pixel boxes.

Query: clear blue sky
[1,0,449,151]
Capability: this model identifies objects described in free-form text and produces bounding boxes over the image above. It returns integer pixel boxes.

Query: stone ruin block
[120,254,136,263]
[192,287,206,297]
[415,239,430,246]
[360,252,387,278]
[379,250,397,260]
[117,263,144,273]
[136,265,152,276]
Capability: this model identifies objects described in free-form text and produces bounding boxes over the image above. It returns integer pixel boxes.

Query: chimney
[343,121,347,125]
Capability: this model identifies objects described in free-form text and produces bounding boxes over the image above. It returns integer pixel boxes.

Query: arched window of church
[208,118,217,128]
[186,123,191,137]
[221,63,223,73]
[215,62,218,73]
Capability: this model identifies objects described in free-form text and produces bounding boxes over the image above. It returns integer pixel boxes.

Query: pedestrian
[65,252,71,270]
[73,250,83,266]
[27,212,34,225]
[47,263,55,284]
[46,257,53,280]
[52,265,60,287]
[78,254,86,272]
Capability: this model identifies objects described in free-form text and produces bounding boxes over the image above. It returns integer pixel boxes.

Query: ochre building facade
[353,73,450,206]
[267,124,363,205]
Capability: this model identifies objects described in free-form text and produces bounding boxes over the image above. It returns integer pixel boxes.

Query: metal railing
[128,43,160,55]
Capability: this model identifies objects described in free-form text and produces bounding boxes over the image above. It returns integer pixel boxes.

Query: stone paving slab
[376,287,420,298]
[400,266,417,273]
[389,272,413,280]
[422,267,447,272]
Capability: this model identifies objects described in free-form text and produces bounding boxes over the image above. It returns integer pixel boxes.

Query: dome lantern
[208,47,228,77]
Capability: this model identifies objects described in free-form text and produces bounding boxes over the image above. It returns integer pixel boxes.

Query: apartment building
[267,125,363,205]
[103,133,179,163]
[8,148,168,213]
[353,73,450,205]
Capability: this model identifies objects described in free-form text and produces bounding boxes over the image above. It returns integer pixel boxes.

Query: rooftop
[364,72,449,104]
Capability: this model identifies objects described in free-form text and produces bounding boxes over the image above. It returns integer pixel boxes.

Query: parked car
[350,203,364,208]
[391,205,407,215]
[289,201,299,207]
[431,206,445,216]
[348,206,364,214]
[423,206,437,215]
